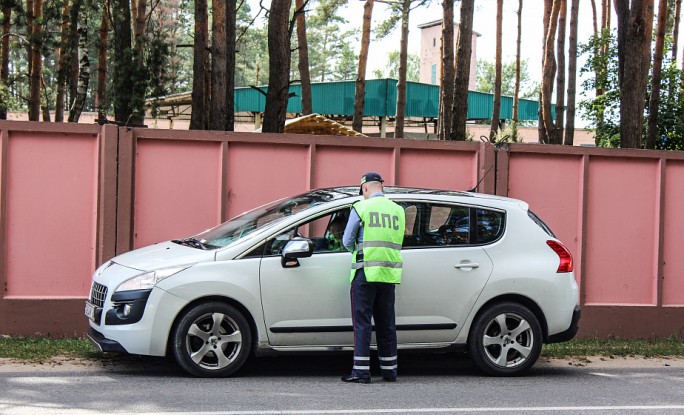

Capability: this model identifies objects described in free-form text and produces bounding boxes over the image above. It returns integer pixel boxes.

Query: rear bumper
[87,328,129,353]
[547,305,581,343]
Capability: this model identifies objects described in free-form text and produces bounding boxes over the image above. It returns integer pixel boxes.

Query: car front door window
[265,209,350,256]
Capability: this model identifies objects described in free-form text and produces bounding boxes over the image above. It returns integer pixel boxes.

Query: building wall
[419,23,478,90]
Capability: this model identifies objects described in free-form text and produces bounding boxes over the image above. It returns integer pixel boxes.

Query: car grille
[90,282,108,307]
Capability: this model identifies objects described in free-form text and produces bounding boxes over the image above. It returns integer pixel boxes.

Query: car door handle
[454,262,480,269]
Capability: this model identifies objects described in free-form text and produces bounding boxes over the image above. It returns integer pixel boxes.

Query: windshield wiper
[173,237,211,250]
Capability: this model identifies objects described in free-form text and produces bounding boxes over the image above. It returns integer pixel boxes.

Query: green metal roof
[234,79,545,121]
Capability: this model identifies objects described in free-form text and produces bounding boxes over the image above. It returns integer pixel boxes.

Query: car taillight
[546,240,574,273]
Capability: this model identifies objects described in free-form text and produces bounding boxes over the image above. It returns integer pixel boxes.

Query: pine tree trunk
[68,22,90,122]
[40,76,50,121]
[394,0,410,138]
[615,0,629,89]
[352,0,373,133]
[646,0,668,149]
[600,0,610,86]
[135,0,146,41]
[28,0,43,121]
[295,0,312,115]
[564,0,579,146]
[68,0,82,112]
[554,0,566,145]
[190,0,208,130]
[226,0,236,131]
[96,4,109,123]
[512,0,522,131]
[615,0,654,148]
[262,0,293,133]
[672,0,681,62]
[131,0,139,39]
[602,0,611,33]
[112,0,134,123]
[26,0,33,81]
[210,0,227,130]
[540,0,560,144]
[449,0,474,141]
[538,0,553,141]
[438,0,454,140]
[0,5,11,120]
[489,0,503,142]
[54,1,70,122]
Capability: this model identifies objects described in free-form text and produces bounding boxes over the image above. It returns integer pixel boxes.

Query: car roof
[310,186,527,210]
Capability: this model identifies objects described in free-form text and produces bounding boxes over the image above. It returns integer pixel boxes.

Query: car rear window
[528,210,556,238]
[475,208,505,244]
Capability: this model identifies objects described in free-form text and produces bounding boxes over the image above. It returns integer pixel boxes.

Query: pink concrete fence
[498,145,684,337]
[0,121,490,336]
[0,120,682,338]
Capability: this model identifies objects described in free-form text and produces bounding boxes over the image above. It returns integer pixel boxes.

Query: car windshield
[182,188,356,249]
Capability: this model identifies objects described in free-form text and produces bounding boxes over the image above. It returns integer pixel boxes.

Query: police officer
[341,172,405,384]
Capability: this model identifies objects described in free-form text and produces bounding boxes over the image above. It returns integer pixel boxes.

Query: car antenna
[467,162,495,193]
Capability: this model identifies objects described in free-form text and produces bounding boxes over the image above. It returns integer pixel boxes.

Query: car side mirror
[281,237,314,268]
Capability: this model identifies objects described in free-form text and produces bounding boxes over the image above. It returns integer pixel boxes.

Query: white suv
[86,187,580,377]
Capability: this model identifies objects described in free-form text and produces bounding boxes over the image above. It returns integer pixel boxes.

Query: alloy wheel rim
[482,312,534,368]
[185,312,243,370]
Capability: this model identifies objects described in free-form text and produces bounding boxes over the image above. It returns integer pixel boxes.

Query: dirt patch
[0,355,173,373]
[538,355,684,369]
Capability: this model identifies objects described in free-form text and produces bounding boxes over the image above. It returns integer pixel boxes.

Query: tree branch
[236,2,264,44]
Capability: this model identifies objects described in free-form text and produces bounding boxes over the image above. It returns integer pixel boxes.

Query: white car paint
[86,187,580,377]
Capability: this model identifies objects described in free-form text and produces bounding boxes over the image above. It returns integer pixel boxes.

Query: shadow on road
[87,351,575,379]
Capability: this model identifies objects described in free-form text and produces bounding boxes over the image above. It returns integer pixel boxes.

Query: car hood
[111,241,215,272]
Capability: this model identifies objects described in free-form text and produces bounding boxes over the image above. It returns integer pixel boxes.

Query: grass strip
[0,336,682,362]
[0,336,99,361]
[543,336,684,358]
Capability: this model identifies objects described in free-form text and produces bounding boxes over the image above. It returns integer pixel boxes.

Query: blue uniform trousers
[350,268,398,379]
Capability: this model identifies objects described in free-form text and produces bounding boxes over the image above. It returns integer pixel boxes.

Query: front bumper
[547,305,581,343]
[87,328,129,353]
[86,285,188,356]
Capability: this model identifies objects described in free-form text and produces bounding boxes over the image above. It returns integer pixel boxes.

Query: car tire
[170,301,252,378]
[468,302,542,376]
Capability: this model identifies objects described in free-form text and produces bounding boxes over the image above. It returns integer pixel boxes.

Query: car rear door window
[399,202,470,248]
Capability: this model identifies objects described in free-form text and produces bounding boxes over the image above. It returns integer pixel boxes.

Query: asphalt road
[1,353,683,415]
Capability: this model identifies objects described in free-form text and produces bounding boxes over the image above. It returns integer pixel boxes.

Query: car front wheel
[468,302,542,376]
[171,301,252,377]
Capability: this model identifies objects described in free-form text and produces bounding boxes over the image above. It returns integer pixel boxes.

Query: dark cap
[359,172,384,195]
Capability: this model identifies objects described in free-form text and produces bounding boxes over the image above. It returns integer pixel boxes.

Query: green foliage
[373,0,430,40]
[578,29,683,150]
[476,59,539,100]
[579,28,620,147]
[235,1,268,87]
[372,51,420,81]
[297,0,358,82]
[0,82,20,112]
[334,42,357,81]
[648,60,684,150]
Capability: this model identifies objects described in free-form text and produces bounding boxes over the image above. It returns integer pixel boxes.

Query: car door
[394,201,495,344]
[259,208,355,346]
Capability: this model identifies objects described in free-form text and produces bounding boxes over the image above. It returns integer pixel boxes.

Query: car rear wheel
[171,301,252,377]
[468,302,542,376]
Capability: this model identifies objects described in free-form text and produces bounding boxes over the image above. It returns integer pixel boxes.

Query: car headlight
[115,266,189,293]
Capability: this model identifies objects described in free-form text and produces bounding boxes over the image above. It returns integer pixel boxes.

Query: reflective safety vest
[350,196,405,284]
